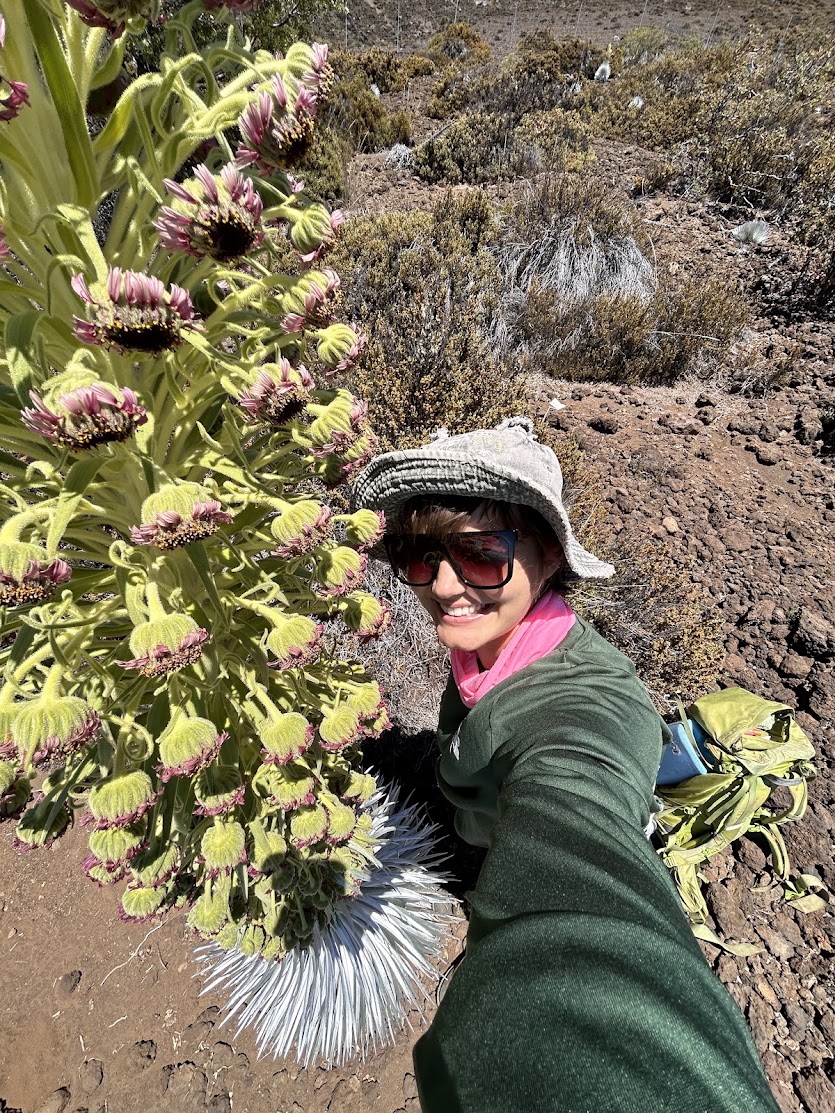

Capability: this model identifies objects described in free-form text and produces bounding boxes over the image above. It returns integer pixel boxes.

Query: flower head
[270,500,332,557]
[235,359,313,426]
[341,592,393,640]
[131,483,232,549]
[72,268,196,355]
[342,509,385,550]
[0,62,29,122]
[0,542,71,607]
[292,205,343,265]
[129,843,180,888]
[303,43,335,103]
[119,615,210,677]
[9,693,100,768]
[14,797,70,851]
[22,368,147,450]
[253,762,315,811]
[0,760,29,818]
[194,765,246,817]
[318,707,362,753]
[316,322,366,374]
[236,77,318,174]
[187,883,231,939]
[260,712,315,766]
[320,793,357,846]
[89,770,157,829]
[157,716,226,781]
[265,612,324,670]
[288,802,328,849]
[314,546,367,597]
[156,163,265,263]
[86,825,145,870]
[119,884,168,923]
[280,269,340,333]
[200,819,247,877]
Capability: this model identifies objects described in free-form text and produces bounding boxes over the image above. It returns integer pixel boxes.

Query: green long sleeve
[414,618,779,1112]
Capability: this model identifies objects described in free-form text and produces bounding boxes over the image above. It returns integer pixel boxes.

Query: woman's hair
[392,494,571,595]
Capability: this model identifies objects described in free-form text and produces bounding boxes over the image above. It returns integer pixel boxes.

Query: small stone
[695,393,717,407]
[724,528,752,552]
[55,971,82,996]
[403,1072,418,1100]
[795,1070,835,1113]
[212,1041,235,1069]
[206,1096,232,1113]
[125,1039,156,1070]
[780,653,813,681]
[34,1090,71,1113]
[755,443,781,466]
[78,1060,104,1094]
[792,609,835,660]
[661,516,679,534]
[589,414,619,434]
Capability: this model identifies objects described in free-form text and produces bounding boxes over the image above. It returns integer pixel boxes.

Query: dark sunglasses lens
[449,533,512,586]
[385,537,438,585]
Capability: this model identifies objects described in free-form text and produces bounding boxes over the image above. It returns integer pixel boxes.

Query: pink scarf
[450,590,576,709]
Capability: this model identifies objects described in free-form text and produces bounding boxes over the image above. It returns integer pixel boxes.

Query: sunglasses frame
[384,529,518,590]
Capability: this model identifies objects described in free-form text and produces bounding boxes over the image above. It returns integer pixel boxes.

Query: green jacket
[413,617,779,1112]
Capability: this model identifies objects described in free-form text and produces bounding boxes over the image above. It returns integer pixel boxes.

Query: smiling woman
[352,417,781,1113]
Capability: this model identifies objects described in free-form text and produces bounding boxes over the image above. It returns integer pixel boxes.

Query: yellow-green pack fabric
[655,687,826,953]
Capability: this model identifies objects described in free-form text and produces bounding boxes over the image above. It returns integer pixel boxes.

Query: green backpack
[654,687,828,954]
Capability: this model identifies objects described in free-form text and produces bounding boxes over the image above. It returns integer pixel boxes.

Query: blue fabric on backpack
[656,719,711,786]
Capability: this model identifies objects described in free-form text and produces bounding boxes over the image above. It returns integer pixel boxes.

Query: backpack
[652,687,828,954]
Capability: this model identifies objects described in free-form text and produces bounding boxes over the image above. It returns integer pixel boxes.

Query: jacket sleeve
[413,764,780,1112]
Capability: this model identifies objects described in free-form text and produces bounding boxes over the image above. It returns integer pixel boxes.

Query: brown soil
[3,3,835,1112]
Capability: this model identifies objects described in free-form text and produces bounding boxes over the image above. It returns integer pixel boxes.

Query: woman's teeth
[440,604,485,616]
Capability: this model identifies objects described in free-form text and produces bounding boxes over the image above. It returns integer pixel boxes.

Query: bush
[330,47,435,93]
[426,21,492,67]
[413,109,589,185]
[493,175,748,384]
[323,74,412,153]
[294,126,352,205]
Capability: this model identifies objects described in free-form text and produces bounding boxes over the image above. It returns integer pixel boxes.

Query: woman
[353,418,779,1113]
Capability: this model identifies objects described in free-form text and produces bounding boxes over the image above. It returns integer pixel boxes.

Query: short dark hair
[391,495,571,594]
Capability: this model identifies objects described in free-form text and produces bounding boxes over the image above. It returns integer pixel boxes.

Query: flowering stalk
[0,0,391,976]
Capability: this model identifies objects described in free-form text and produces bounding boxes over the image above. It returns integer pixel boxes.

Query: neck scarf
[450,590,576,709]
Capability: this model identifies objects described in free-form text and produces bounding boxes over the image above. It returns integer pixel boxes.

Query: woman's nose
[432,557,467,596]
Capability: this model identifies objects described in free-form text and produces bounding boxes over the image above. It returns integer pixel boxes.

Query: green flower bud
[194,764,245,817]
[265,612,323,669]
[89,770,157,829]
[253,762,315,810]
[130,843,180,888]
[215,922,242,951]
[200,819,246,875]
[238,923,266,957]
[261,712,314,766]
[187,885,230,938]
[132,483,231,549]
[120,885,166,923]
[140,482,213,523]
[251,828,288,874]
[85,861,123,887]
[307,389,356,447]
[321,794,357,846]
[327,846,364,898]
[342,509,385,549]
[88,825,145,867]
[340,770,377,804]
[157,716,226,781]
[0,761,29,818]
[261,934,288,962]
[344,681,384,718]
[341,593,393,639]
[290,203,336,257]
[11,693,101,768]
[289,803,329,849]
[314,546,366,597]
[315,323,364,371]
[270,500,332,557]
[14,798,70,850]
[318,707,361,753]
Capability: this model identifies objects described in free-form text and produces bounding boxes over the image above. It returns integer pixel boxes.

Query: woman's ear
[541,539,565,583]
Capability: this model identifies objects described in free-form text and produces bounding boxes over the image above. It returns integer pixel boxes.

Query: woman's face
[411,513,562,668]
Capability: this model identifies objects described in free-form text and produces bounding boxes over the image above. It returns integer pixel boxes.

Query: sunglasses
[384,530,518,589]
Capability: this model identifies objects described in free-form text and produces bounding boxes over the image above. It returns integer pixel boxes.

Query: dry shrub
[413,109,590,185]
[294,126,352,205]
[426,21,492,67]
[494,176,748,384]
[428,31,600,120]
[330,46,435,93]
[323,74,412,153]
[327,190,522,450]
[570,536,726,713]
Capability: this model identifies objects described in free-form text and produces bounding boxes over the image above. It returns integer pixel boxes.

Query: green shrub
[426,21,492,67]
[330,46,436,93]
[323,74,411,153]
[295,126,352,205]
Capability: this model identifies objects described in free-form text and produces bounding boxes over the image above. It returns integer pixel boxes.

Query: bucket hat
[352,417,614,581]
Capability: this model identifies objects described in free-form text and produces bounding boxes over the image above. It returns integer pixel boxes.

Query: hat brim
[353,452,614,582]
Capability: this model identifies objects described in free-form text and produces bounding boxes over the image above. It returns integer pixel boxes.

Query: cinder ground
[2,2,835,1111]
